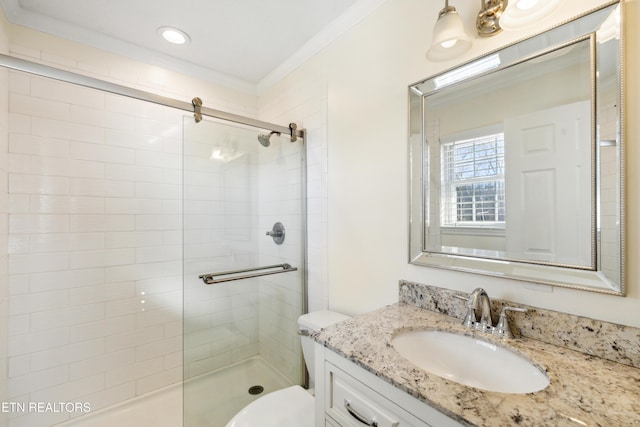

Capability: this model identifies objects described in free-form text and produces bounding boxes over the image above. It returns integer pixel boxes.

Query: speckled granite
[314,283,640,426]
[400,280,640,368]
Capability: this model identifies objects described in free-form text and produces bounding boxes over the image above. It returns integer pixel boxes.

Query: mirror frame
[408,1,625,295]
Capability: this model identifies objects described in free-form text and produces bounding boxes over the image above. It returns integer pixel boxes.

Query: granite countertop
[314,303,640,427]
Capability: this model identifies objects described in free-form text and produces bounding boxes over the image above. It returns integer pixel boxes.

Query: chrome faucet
[461,288,493,330]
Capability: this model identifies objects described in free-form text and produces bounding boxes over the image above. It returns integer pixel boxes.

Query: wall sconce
[426,0,472,61]
[427,0,560,62]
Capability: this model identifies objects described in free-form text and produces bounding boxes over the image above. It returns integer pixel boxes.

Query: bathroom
[0,0,638,426]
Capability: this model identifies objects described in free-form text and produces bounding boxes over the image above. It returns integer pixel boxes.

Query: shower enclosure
[0,55,306,427]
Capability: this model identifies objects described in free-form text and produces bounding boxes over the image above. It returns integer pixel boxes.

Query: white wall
[262,0,640,327]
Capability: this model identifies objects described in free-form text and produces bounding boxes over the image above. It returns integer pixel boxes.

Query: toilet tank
[298,310,350,387]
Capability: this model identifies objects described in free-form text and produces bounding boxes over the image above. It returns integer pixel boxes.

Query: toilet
[225,310,350,427]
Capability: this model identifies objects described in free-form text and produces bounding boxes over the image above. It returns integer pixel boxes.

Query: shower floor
[184,356,294,427]
[54,356,294,427]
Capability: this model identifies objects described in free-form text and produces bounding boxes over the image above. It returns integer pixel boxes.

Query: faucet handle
[494,306,527,339]
[453,294,476,327]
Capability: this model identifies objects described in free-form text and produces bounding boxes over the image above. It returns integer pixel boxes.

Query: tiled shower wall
[6,71,186,426]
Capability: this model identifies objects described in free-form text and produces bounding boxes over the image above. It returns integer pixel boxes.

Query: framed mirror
[408,1,624,295]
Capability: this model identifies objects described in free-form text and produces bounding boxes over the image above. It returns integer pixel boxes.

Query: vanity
[312,281,640,426]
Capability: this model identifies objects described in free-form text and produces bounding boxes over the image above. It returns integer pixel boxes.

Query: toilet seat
[225,385,314,427]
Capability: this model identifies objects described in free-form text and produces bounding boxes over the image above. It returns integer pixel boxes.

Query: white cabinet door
[320,349,464,427]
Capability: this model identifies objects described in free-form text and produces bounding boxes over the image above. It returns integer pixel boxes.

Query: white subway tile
[135,366,181,396]
[9,133,69,158]
[135,336,181,362]
[8,234,29,254]
[30,195,105,214]
[104,296,146,318]
[30,372,105,403]
[29,268,105,293]
[30,233,105,253]
[104,325,164,353]
[69,282,136,307]
[8,194,29,214]
[8,365,69,398]
[8,274,30,296]
[9,173,69,195]
[69,177,135,198]
[9,289,69,315]
[69,313,135,343]
[8,113,31,134]
[30,157,105,179]
[9,252,70,274]
[69,141,135,164]
[104,261,167,283]
[104,230,162,248]
[31,77,105,109]
[32,117,104,144]
[30,303,105,332]
[69,248,135,269]
[10,93,70,121]
[135,214,181,231]
[135,182,181,199]
[8,314,30,336]
[8,327,69,357]
[69,349,135,381]
[30,339,105,372]
[104,163,163,183]
[135,245,181,264]
[105,356,163,388]
[9,71,30,95]
[70,214,135,232]
[8,355,30,378]
[8,154,30,174]
[104,198,163,215]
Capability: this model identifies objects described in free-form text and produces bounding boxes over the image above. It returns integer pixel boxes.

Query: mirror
[408,2,624,295]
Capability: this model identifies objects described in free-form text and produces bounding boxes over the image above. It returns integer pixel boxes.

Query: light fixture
[158,26,191,45]
[426,0,472,62]
[476,0,508,37]
[499,0,561,31]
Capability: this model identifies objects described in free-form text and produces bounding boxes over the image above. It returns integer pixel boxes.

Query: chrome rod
[199,263,298,285]
[0,54,304,138]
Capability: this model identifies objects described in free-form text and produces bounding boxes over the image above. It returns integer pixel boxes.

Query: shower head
[257,131,280,147]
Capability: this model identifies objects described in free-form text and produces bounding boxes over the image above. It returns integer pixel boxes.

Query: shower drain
[248,385,264,395]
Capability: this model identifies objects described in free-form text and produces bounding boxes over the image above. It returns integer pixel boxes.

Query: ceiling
[0,0,387,93]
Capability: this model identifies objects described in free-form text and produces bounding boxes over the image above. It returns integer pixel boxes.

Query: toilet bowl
[225,310,350,427]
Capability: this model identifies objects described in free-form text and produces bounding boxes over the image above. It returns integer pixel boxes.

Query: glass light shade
[499,0,561,31]
[427,9,472,62]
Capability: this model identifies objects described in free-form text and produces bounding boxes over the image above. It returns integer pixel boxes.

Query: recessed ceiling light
[158,26,190,45]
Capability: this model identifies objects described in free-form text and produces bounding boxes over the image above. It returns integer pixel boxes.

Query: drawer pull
[344,400,378,427]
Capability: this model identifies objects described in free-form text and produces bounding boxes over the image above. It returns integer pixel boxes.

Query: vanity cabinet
[315,347,463,427]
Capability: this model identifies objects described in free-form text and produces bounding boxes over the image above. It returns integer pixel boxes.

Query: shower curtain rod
[0,53,303,138]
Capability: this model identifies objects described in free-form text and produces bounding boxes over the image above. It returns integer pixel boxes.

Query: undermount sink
[391,330,549,394]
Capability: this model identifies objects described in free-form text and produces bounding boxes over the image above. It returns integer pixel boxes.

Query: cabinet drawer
[325,362,429,427]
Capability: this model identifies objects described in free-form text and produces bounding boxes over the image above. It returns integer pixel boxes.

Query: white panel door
[504,101,592,267]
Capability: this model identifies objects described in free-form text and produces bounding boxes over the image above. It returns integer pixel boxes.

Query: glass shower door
[182,117,306,426]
